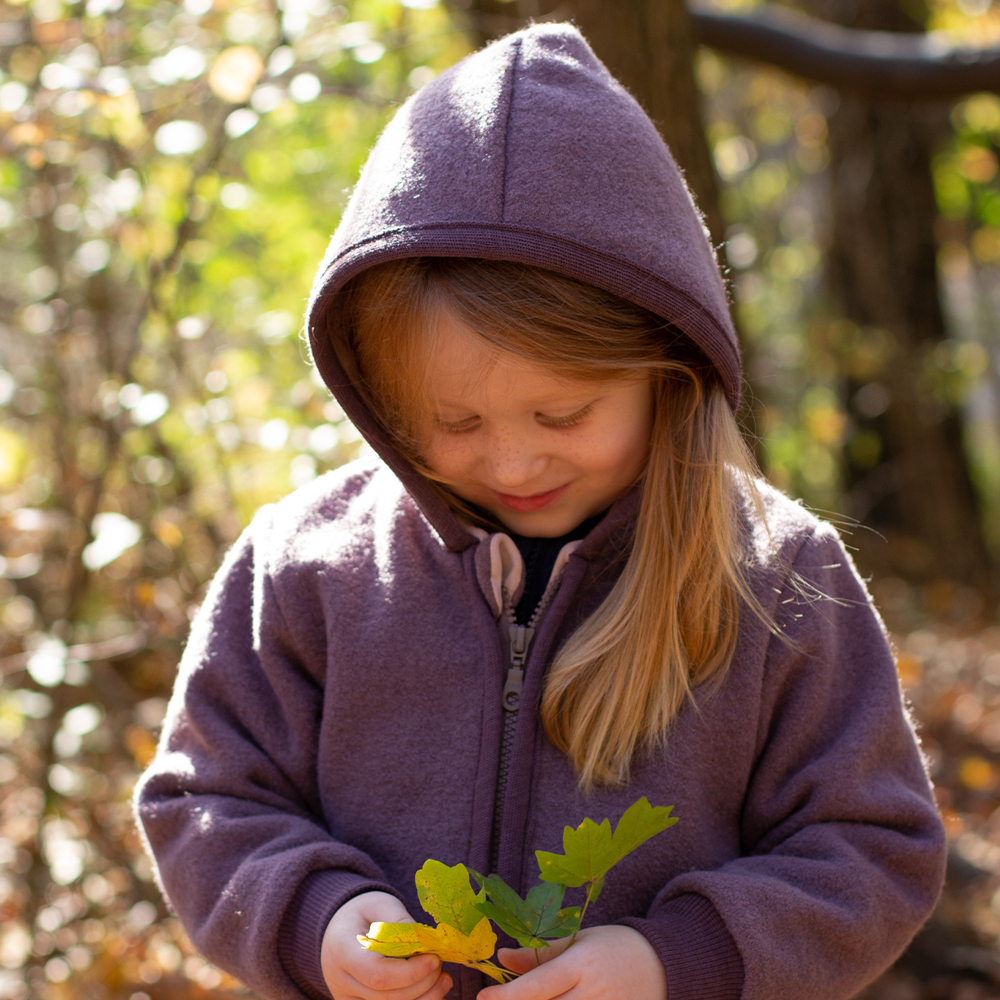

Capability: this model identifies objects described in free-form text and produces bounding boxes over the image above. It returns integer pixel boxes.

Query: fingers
[323,893,446,1000]
[418,971,453,1000]
[497,938,574,974]
[496,948,539,976]
[350,891,416,929]
[331,963,447,1000]
[489,926,667,1000]
[479,951,578,1000]
[343,951,443,999]
[352,967,450,1000]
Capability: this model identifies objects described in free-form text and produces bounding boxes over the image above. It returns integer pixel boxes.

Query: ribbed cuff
[617,892,744,1000]
[277,869,402,1000]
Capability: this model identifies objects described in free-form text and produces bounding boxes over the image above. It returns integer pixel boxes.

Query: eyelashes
[438,403,594,434]
[537,403,594,429]
[438,416,479,434]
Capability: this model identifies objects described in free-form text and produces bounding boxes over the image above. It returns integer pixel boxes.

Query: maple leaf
[610,796,679,859]
[471,873,581,949]
[415,860,485,936]
[535,797,678,903]
[358,917,515,983]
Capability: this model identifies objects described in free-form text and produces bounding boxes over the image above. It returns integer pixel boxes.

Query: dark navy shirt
[508,513,603,624]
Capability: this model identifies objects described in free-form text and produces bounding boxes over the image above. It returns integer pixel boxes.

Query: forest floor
[858,589,1000,1000]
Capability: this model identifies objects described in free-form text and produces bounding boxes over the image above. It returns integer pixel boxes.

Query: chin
[493,508,582,538]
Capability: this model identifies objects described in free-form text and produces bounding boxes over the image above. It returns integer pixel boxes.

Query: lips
[492,484,569,512]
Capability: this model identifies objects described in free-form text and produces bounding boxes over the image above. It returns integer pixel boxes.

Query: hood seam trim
[319,223,728,337]
[312,223,740,401]
[500,38,521,223]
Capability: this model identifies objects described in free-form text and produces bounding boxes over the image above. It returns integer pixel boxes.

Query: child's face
[418,310,654,537]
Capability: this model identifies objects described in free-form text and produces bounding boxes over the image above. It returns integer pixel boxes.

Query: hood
[305,22,741,551]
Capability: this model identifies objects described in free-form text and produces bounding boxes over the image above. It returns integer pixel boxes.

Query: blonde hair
[337,257,766,791]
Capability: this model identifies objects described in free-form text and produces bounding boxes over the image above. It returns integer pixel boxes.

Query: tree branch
[0,628,148,676]
[689,2,1000,99]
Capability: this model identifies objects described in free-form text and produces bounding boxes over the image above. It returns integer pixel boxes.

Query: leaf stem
[569,881,596,946]
[479,961,519,982]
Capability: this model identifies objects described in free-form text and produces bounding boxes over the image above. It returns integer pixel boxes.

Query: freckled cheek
[561,430,648,479]
[423,439,482,482]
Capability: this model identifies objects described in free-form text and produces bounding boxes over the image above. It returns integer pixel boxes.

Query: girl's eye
[537,404,593,429]
[438,417,480,434]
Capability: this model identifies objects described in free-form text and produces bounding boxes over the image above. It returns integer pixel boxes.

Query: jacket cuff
[277,869,402,1000]
[616,892,744,1000]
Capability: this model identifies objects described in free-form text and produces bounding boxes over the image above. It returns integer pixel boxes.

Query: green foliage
[472,874,580,950]
[361,862,516,982]
[536,797,677,904]
[2,0,998,993]
[0,1,469,994]
[386,798,676,970]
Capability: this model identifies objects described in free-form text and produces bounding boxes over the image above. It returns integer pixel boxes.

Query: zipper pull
[502,625,535,712]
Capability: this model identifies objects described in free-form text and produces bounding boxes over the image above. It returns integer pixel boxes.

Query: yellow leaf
[0,427,27,487]
[96,92,147,148]
[895,652,922,688]
[209,47,264,104]
[360,918,493,962]
[960,755,997,792]
[7,123,46,148]
[358,918,514,983]
[415,860,484,935]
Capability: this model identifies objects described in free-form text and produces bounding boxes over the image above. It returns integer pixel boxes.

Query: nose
[485,431,547,490]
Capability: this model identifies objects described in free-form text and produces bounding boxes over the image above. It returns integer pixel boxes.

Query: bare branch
[0,628,149,676]
[690,2,1000,99]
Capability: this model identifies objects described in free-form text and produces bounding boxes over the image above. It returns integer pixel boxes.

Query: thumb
[496,948,538,975]
[498,937,574,973]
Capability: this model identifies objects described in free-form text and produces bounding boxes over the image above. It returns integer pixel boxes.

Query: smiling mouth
[492,484,569,513]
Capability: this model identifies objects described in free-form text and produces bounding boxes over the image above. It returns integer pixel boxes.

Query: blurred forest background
[3,0,1000,995]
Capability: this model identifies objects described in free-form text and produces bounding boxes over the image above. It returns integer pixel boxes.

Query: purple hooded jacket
[135,23,946,1000]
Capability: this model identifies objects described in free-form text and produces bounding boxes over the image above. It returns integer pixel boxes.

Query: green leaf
[414,860,484,936]
[610,797,678,860]
[471,872,581,948]
[585,873,605,904]
[536,816,618,888]
[522,883,581,941]
[535,797,678,889]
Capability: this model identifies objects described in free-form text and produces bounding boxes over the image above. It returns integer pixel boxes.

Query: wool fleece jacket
[135,22,947,1000]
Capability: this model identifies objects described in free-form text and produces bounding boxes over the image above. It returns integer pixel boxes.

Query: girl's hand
[478,925,667,1000]
[321,891,452,1000]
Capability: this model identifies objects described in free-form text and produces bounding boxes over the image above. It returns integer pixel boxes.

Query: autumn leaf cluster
[359,797,677,977]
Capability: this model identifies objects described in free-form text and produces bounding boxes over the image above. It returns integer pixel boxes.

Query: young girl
[136,23,946,1000]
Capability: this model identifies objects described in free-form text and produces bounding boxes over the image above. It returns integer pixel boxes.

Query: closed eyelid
[536,402,595,427]
[436,400,596,432]
[437,415,480,432]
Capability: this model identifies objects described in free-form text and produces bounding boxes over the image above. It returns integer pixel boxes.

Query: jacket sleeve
[619,526,947,1000]
[133,509,401,1000]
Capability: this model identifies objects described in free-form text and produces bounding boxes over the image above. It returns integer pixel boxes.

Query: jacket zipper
[489,573,561,874]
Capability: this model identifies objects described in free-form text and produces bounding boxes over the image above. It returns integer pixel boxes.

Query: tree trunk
[556,0,724,245]
[800,0,993,589]
[448,0,724,245]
